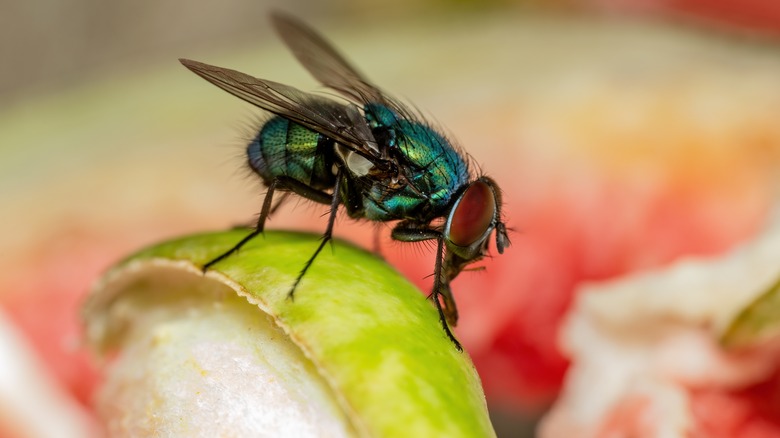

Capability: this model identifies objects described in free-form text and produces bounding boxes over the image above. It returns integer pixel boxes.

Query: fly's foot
[441,318,463,352]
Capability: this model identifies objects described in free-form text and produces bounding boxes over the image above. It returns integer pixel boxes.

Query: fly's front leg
[437,279,459,328]
[438,251,477,327]
[391,224,462,351]
[431,236,462,351]
[391,224,459,327]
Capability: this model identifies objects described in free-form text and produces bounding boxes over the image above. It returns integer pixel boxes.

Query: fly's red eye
[448,180,496,247]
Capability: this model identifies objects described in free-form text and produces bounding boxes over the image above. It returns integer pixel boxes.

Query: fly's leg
[431,235,462,351]
[288,172,343,300]
[371,223,384,258]
[203,180,279,271]
[269,191,291,215]
[229,192,292,231]
[275,176,333,204]
[437,280,459,328]
[391,224,462,351]
[204,178,332,271]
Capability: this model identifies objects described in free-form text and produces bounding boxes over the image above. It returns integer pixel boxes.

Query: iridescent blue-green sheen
[356,104,470,223]
[247,117,336,190]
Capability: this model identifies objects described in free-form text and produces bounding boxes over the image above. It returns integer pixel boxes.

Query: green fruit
[84,230,495,437]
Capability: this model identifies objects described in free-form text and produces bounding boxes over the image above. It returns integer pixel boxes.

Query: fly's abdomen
[247,117,336,190]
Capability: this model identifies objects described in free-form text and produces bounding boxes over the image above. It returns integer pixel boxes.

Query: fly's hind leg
[202,179,280,271]
[288,172,343,300]
[229,191,289,231]
[203,178,332,272]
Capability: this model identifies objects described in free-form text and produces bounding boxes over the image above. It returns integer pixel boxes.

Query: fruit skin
[84,230,496,438]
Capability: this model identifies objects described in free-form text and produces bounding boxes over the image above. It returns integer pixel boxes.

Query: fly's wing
[180,58,383,164]
[270,11,387,106]
[270,12,427,161]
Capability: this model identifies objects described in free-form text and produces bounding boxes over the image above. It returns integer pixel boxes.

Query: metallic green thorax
[343,104,471,223]
[248,117,336,190]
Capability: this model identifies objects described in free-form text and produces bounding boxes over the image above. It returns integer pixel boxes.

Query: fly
[180,12,510,351]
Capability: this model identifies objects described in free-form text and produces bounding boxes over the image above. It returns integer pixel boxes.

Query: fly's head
[442,177,510,275]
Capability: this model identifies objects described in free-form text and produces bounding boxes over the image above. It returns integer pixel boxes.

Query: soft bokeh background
[3,1,780,437]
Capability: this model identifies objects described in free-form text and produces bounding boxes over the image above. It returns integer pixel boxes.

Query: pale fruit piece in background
[541,211,780,437]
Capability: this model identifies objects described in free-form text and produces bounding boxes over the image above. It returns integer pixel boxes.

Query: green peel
[83,230,495,437]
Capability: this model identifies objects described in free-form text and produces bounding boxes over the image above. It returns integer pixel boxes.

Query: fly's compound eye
[446,180,497,251]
